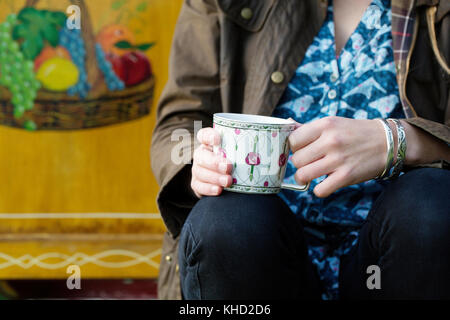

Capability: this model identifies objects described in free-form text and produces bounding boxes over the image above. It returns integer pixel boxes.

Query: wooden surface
[0,0,184,279]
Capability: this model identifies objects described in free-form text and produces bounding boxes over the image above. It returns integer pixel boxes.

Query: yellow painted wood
[0,0,183,215]
[0,0,184,279]
[0,214,165,235]
[0,237,163,279]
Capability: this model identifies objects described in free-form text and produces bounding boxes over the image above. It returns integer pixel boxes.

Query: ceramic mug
[213,113,310,194]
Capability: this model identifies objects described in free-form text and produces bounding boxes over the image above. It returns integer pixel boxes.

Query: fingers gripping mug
[213,113,310,194]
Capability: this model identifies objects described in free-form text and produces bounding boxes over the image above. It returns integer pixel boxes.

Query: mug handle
[281,181,310,192]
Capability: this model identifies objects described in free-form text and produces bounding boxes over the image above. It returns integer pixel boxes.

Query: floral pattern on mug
[278,153,287,167]
[279,153,288,167]
[245,152,261,166]
[213,113,295,192]
[218,147,227,158]
[246,151,261,182]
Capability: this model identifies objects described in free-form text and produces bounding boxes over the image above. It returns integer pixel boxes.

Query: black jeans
[178,168,450,299]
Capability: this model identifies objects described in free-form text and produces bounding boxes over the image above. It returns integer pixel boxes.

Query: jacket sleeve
[404,3,449,166]
[151,0,222,237]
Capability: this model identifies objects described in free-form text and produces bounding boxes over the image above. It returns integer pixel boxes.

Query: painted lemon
[34,46,72,72]
[36,57,79,92]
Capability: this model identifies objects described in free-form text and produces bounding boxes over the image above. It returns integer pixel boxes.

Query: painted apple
[105,53,125,80]
[120,51,152,87]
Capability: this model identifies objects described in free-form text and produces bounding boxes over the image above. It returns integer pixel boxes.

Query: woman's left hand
[288,116,387,198]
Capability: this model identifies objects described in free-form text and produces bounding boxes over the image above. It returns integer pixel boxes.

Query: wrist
[400,120,423,166]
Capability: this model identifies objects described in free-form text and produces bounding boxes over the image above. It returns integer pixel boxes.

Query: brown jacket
[151,0,450,300]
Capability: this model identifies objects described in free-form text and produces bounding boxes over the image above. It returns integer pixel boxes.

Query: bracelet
[386,118,407,179]
[376,118,395,180]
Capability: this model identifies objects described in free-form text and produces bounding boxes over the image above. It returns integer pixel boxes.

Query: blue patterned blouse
[272,0,405,300]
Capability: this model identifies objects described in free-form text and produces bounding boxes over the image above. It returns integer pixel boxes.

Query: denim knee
[178,191,315,299]
[179,191,302,260]
[369,168,450,251]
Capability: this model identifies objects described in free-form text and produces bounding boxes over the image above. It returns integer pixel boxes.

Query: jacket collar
[415,0,439,6]
[390,0,438,7]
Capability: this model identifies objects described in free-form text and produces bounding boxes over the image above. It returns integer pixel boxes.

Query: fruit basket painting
[0,0,155,130]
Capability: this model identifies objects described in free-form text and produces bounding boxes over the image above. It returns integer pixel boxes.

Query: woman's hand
[191,127,233,198]
[288,116,387,198]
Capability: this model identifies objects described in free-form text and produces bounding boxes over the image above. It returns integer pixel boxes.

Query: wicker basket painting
[0,0,155,130]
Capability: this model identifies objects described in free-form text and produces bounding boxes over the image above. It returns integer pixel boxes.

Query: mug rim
[214,113,295,130]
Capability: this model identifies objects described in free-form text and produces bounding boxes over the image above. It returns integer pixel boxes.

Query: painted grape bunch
[59,27,91,98]
[95,43,125,91]
[0,14,41,130]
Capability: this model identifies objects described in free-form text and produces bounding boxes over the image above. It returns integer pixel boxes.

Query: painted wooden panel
[0,0,184,279]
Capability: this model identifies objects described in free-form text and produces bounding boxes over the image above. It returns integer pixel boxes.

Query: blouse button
[330,73,338,82]
[271,71,285,84]
[328,89,337,99]
[241,8,253,20]
[165,255,172,262]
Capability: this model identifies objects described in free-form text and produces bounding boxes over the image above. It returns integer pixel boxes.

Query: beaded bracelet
[386,118,407,179]
[376,118,395,180]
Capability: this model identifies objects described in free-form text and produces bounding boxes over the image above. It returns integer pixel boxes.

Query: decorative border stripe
[225,184,280,194]
[0,249,162,270]
[213,116,295,131]
[0,213,161,219]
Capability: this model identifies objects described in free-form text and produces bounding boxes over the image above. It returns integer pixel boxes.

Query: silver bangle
[376,118,395,180]
[387,118,407,179]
